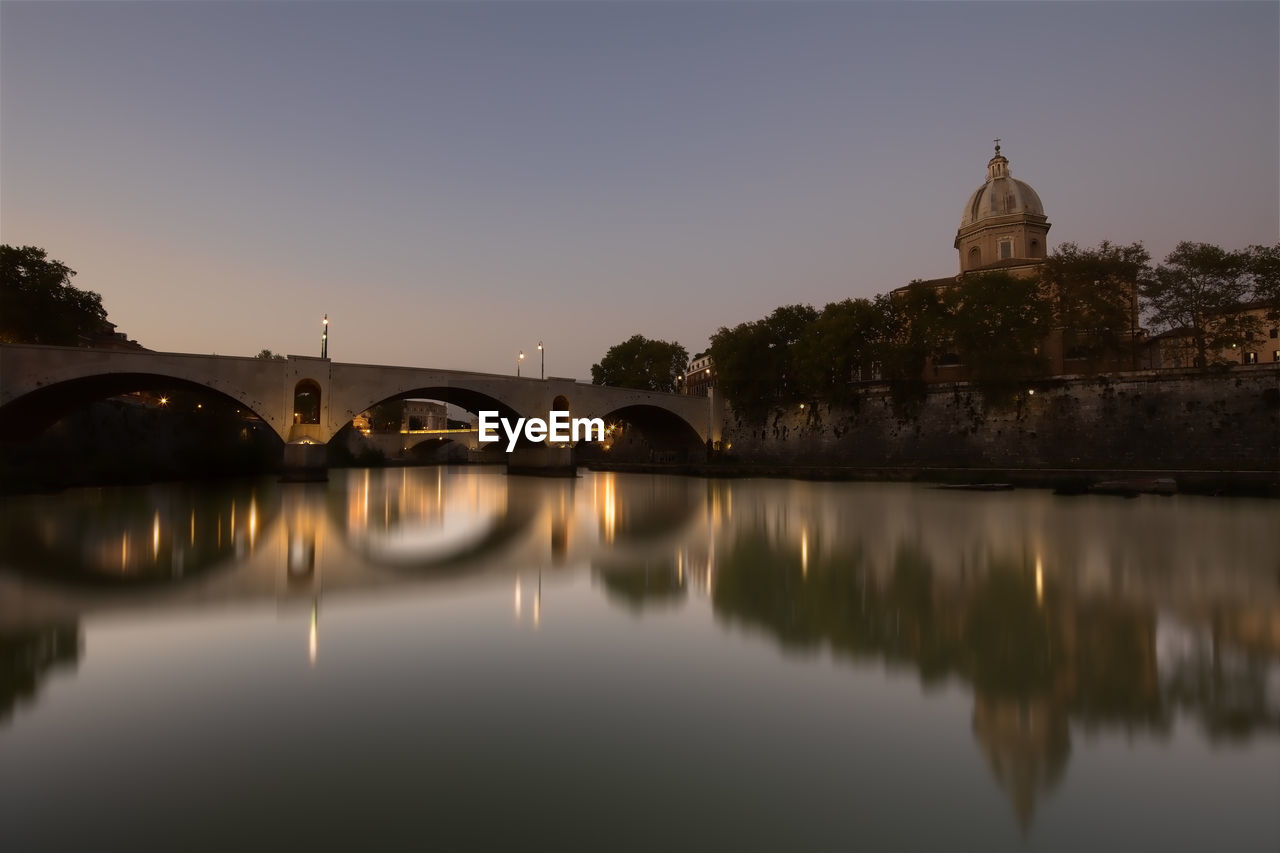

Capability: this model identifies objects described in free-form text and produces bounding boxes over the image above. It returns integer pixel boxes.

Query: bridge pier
[507,445,576,477]
[281,442,329,482]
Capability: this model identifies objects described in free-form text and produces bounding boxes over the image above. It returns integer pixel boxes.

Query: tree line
[592,241,1277,421]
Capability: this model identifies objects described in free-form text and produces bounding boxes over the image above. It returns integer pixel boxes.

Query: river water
[0,467,1276,850]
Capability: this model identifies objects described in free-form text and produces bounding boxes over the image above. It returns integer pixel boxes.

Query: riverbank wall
[714,365,1278,478]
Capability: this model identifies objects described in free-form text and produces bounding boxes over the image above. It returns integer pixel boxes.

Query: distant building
[1145,303,1279,369]
[683,352,716,397]
[404,400,447,431]
[357,399,447,432]
[82,320,146,351]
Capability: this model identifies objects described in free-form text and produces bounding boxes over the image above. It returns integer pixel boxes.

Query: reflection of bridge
[0,344,719,472]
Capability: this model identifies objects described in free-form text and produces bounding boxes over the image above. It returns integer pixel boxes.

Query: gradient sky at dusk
[2,1,1277,379]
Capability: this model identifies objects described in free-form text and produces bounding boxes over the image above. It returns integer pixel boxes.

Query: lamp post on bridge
[321,315,329,359]
[538,341,544,379]
[517,350,525,377]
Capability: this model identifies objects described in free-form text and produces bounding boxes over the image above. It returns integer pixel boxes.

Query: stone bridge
[0,344,719,473]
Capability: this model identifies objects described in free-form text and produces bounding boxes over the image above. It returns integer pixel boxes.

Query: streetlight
[517,350,525,377]
[538,341,544,379]
[321,314,329,359]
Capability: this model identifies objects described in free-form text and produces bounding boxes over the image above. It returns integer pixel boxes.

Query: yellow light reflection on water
[801,527,809,578]
[309,601,318,667]
[152,511,160,561]
[533,573,541,629]
[602,475,617,543]
[514,576,522,619]
[1036,556,1044,605]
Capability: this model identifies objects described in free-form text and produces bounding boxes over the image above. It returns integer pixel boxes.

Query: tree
[878,283,949,383]
[944,271,1054,383]
[255,349,287,360]
[710,304,817,420]
[367,401,404,432]
[794,298,886,405]
[0,245,108,346]
[710,319,775,420]
[590,334,688,392]
[1042,241,1149,365]
[1245,243,1280,324]
[1141,242,1261,367]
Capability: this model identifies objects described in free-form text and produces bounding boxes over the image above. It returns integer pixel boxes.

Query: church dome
[959,144,1045,229]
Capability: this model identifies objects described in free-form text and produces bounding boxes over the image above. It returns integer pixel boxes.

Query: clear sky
[2,1,1277,379]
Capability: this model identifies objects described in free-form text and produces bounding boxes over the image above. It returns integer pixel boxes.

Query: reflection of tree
[0,625,81,726]
[965,565,1054,695]
[1161,613,1280,741]
[707,530,1276,827]
[594,557,686,612]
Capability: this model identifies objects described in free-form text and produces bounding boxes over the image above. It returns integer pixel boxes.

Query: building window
[999,239,1013,260]
[1273,350,1279,362]
[1270,327,1278,339]
[1243,351,1258,364]
[968,246,981,267]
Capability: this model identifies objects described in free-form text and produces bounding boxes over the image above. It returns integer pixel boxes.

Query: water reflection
[0,469,1276,832]
[0,482,278,584]
[0,625,81,726]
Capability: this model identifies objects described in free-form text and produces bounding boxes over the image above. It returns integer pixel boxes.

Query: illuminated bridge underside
[0,344,714,446]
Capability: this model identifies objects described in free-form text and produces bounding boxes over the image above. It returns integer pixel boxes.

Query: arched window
[293,380,321,425]
[967,247,981,268]
[1030,238,1040,257]
[552,394,570,412]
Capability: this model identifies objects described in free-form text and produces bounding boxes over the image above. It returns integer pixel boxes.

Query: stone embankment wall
[720,366,1280,471]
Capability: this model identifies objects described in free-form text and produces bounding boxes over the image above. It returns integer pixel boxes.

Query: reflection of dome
[959,149,1045,228]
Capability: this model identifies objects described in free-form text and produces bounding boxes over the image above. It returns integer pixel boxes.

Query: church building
[895,142,1139,381]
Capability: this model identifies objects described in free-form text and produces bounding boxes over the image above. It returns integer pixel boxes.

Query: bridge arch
[0,371,283,444]
[338,385,525,435]
[596,404,704,458]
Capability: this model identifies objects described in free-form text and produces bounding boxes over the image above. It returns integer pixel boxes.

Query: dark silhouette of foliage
[1043,241,1148,367]
[1141,242,1261,366]
[0,245,108,346]
[945,271,1054,384]
[590,334,688,392]
[1246,243,1280,324]
[794,298,887,405]
[710,304,818,422]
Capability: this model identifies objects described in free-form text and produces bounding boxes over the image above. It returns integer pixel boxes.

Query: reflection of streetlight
[309,599,318,666]
[517,350,525,377]
[533,571,541,628]
[537,341,544,379]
